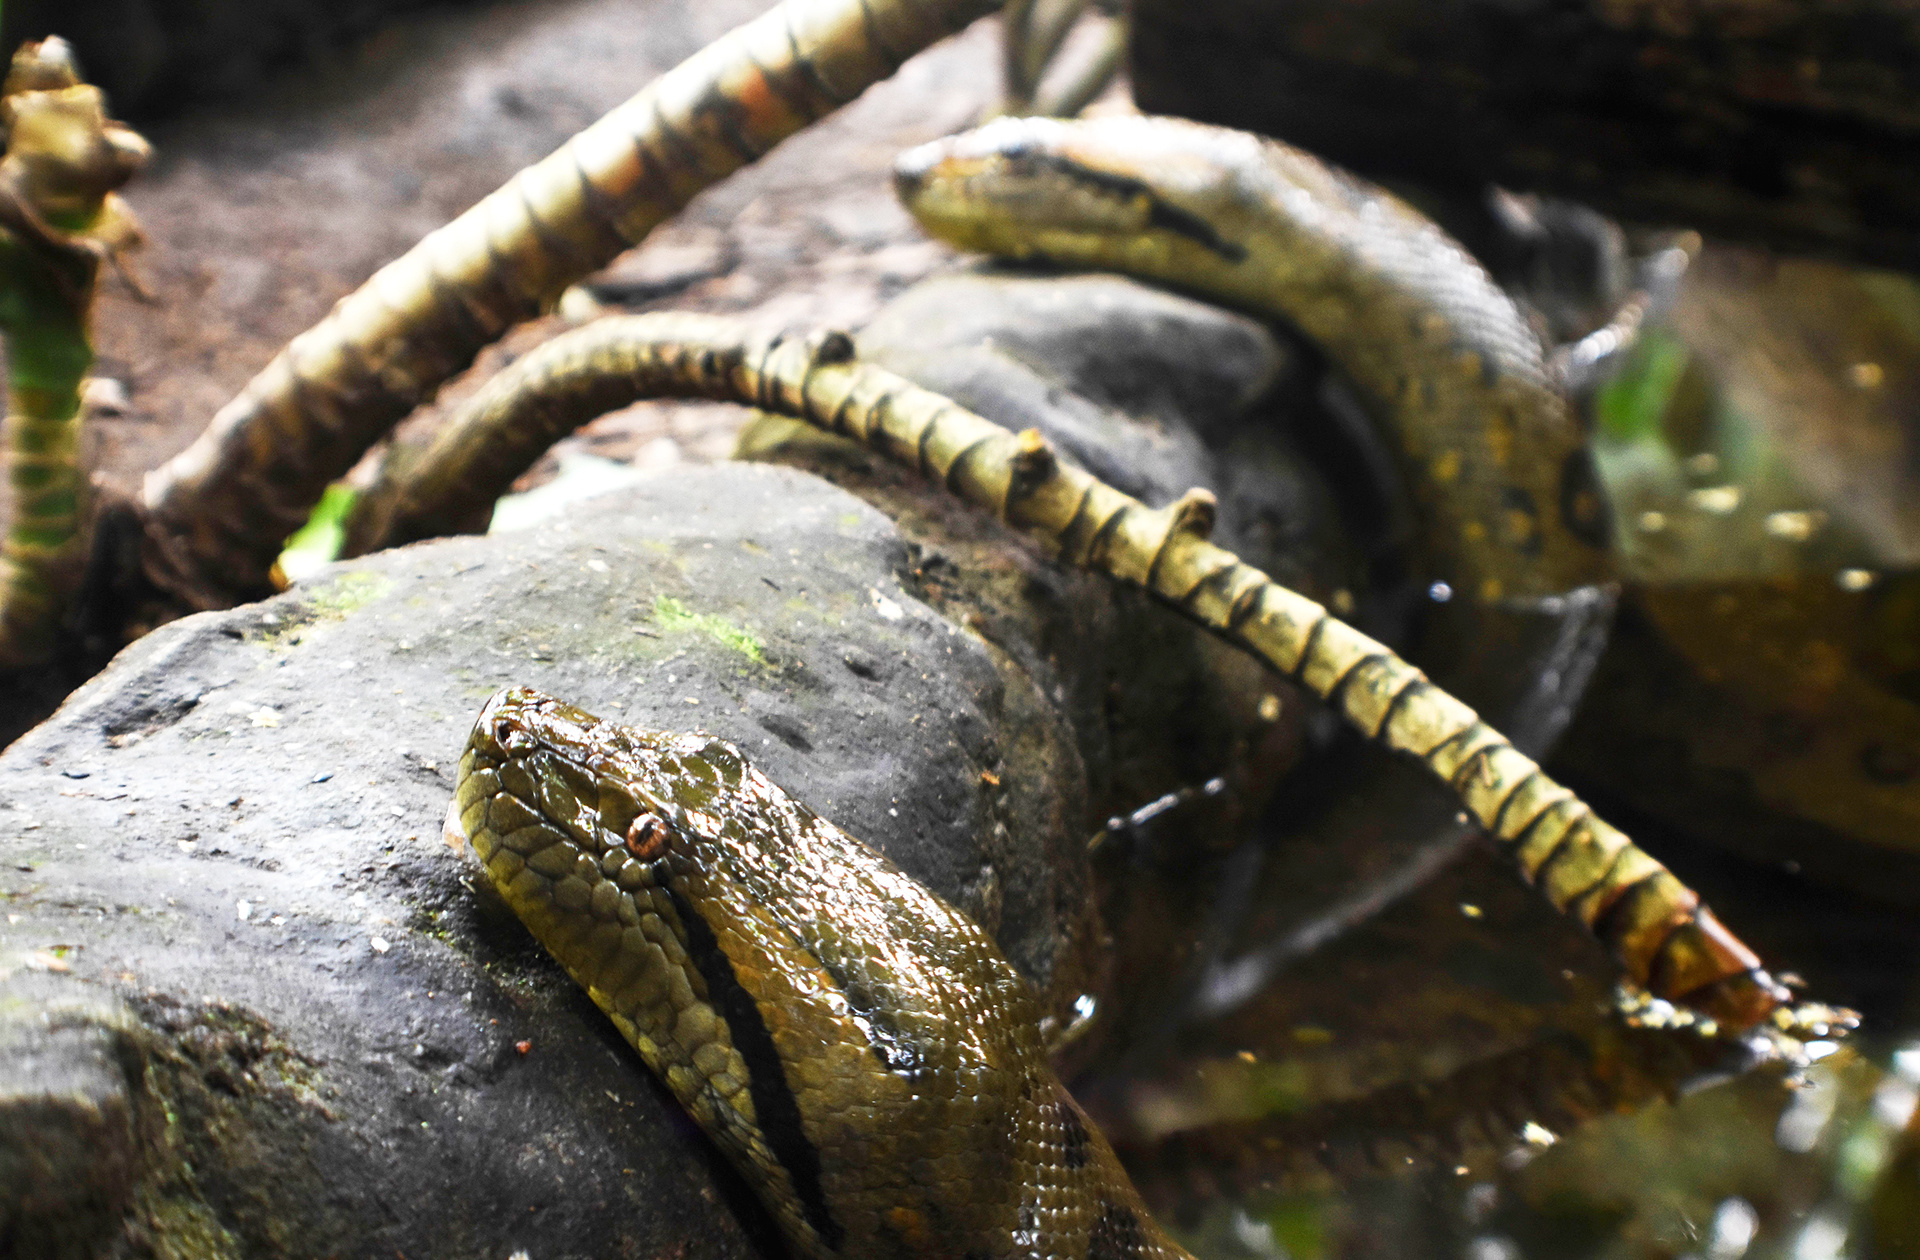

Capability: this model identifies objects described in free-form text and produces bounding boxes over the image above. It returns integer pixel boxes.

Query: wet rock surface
[852,271,1351,602]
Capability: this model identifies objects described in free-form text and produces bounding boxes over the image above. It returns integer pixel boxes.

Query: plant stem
[0,213,94,666]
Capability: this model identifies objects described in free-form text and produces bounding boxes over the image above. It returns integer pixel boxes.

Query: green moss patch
[650,595,766,665]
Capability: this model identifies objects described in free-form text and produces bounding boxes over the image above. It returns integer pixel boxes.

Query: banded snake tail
[893,114,1615,605]
[451,687,1192,1260]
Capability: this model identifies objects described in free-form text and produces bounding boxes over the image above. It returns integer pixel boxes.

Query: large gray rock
[0,454,1295,1256]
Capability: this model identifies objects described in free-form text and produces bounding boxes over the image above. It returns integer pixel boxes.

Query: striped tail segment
[754,330,1791,1033]
[345,311,1798,1033]
[138,0,999,608]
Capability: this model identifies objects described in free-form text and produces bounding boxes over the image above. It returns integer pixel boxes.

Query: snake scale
[436,115,1816,1259]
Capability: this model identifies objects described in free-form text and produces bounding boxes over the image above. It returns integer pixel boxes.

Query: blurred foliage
[271,481,355,584]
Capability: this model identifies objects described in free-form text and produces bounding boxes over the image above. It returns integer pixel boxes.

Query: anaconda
[451,685,1829,1259]
[450,686,1190,1260]
[894,114,1612,604]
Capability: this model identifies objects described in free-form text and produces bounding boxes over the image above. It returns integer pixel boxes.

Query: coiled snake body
[895,114,1612,603]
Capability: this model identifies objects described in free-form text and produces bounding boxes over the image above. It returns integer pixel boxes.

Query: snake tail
[386,312,1787,1033]
[893,114,1613,603]
[452,686,1193,1260]
[136,0,999,609]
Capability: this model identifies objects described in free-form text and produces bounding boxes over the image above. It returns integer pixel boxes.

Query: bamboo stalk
[0,38,148,667]
[0,258,92,667]
[136,0,1002,609]
[347,310,1814,1036]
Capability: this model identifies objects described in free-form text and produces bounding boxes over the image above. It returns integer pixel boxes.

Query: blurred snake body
[895,115,1610,602]
[452,687,1189,1260]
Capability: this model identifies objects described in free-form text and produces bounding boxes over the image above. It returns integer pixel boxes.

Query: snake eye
[626,814,667,861]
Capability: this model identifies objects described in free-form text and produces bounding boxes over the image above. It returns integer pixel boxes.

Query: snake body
[451,687,1190,1260]
[894,115,1610,603]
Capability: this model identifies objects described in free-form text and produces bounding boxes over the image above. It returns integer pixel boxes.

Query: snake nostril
[626,814,667,861]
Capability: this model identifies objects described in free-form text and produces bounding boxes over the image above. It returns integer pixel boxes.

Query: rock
[0,455,1294,1256]
[0,258,1634,1259]
[822,269,1363,617]
[0,974,143,1259]
[858,271,1287,444]
[745,267,1625,1057]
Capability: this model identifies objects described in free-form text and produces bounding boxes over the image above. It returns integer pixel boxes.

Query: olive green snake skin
[895,114,1612,603]
[451,687,1187,1260]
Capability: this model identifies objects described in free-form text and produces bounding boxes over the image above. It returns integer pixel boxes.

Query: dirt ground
[79,0,997,510]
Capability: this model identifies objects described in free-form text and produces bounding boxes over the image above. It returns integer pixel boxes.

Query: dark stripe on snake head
[665,885,845,1251]
[1011,148,1249,263]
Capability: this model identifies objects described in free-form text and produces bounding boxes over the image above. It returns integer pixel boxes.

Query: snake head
[447,687,1061,1258]
[450,685,747,886]
[894,115,1252,267]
